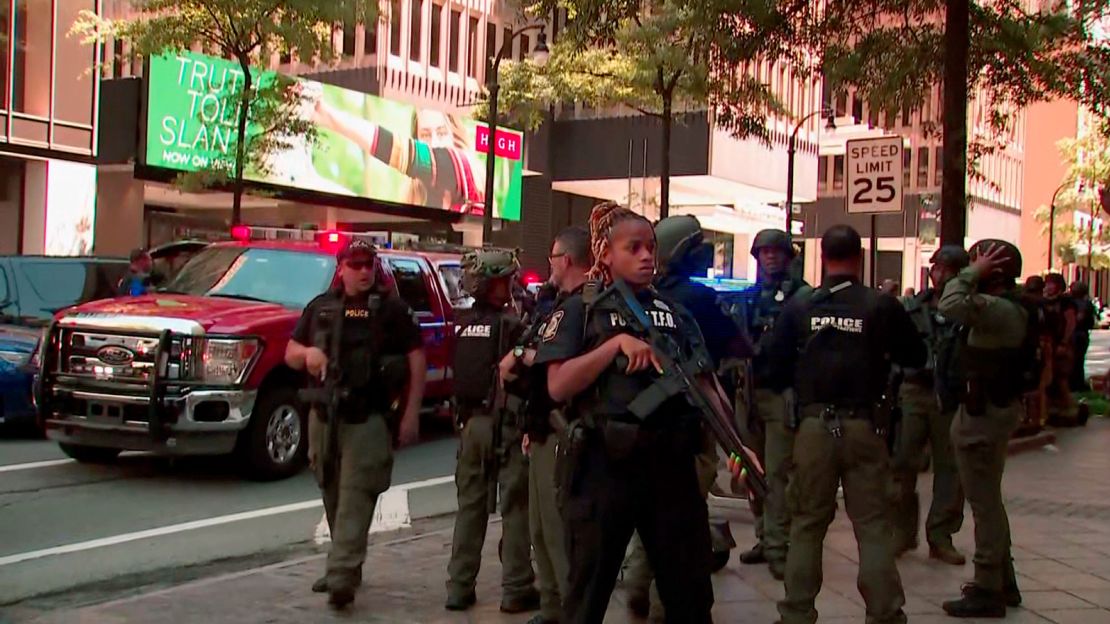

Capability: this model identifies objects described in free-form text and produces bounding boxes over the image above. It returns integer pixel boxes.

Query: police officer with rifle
[622,214,752,618]
[285,239,426,610]
[537,201,763,623]
[445,249,539,614]
[498,226,591,624]
[763,225,924,624]
[738,229,812,580]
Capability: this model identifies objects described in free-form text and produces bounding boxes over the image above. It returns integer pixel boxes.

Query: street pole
[1049,181,1068,272]
[785,134,796,233]
[481,25,547,247]
[870,213,878,287]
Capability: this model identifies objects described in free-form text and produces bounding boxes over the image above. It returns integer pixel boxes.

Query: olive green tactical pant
[893,381,964,550]
[951,401,1021,593]
[530,433,568,621]
[309,412,394,592]
[780,416,906,624]
[623,428,718,612]
[759,389,794,566]
[446,412,535,600]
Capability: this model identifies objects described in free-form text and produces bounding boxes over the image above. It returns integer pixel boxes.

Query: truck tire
[58,443,121,464]
[238,385,308,481]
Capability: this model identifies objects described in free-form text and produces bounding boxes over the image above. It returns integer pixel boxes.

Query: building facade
[0,0,101,256]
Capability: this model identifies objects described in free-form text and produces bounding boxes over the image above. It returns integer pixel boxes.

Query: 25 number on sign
[851,176,898,206]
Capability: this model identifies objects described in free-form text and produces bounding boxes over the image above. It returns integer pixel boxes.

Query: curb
[1007,430,1056,455]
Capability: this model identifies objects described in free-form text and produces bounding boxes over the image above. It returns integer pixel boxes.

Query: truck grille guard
[39,324,182,442]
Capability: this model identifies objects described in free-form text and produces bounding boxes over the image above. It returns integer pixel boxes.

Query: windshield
[166,247,336,309]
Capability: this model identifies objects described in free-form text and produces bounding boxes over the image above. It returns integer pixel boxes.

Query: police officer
[892,246,969,565]
[445,249,539,613]
[765,225,924,624]
[941,240,1027,618]
[739,229,811,580]
[285,239,426,609]
[499,226,591,624]
[622,214,748,618]
[537,201,714,623]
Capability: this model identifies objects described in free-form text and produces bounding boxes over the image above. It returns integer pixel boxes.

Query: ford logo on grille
[96,345,135,366]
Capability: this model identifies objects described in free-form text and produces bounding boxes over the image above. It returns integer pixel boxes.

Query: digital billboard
[45,160,96,256]
[144,52,523,220]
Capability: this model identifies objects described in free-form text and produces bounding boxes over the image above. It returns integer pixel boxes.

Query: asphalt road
[0,422,459,608]
[3,331,1109,611]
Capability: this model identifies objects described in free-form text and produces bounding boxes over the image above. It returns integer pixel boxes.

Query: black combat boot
[928,541,967,566]
[444,589,477,611]
[500,587,541,613]
[312,568,362,593]
[1004,580,1022,607]
[739,542,767,565]
[942,583,1006,618]
[328,587,356,610]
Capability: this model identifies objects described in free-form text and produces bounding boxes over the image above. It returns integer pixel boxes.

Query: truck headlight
[200,338,260,385]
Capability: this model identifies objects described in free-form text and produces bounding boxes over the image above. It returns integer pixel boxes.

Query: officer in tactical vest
[622,214,749,618]
[941,240,1028,618]
[766,225,924,624]
[285,239,427,609]
[445,248,540,613]
[892,245,969,565]
[537,201,714,623]
[498,226,591,624]
[739,228,811,580]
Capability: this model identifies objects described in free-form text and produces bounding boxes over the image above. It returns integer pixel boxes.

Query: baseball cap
[336,238,377,262]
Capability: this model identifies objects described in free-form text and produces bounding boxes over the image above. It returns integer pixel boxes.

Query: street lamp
[785,108,836,233]
[1048,181,1069,271]
[482,25,549,246]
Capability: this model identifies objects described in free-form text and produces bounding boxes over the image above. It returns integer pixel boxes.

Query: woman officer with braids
[534,202,714,623]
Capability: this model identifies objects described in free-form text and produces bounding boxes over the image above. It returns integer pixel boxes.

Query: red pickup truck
[36,230,466,479]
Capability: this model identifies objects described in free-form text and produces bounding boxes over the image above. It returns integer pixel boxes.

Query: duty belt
[800,403,876,438]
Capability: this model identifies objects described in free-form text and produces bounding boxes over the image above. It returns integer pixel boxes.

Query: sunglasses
[344,259,377,272]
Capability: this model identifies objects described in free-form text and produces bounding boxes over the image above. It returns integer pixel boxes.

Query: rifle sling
[626,375,686,420]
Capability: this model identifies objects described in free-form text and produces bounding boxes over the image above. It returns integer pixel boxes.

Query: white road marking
[0,459,75,473]
[313,474,454,544]
[0,474,454,567]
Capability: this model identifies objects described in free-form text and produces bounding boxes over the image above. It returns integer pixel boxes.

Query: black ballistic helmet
[750,229,795,259]
[929,245,970,271]
[970,239,1022,281]
[821,225,863,260]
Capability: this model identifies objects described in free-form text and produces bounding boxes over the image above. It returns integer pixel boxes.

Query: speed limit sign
[846,136,904,213]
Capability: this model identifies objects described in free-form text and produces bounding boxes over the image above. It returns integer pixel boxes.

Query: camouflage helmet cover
[750,228,795,259]
[461,248,520,295]
[970,239,1022,281]
[929,245,971,270]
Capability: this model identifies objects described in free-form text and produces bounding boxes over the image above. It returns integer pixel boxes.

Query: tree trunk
[231,60,253,227]
[660,95,672,220]
[940,0,970,247]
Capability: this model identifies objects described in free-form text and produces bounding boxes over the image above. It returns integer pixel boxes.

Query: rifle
[719,294,761,444]
[604,281,768,502]
[486,313,513,514]
[297,298,348,488]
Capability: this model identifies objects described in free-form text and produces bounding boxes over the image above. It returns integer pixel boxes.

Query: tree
[74,0,376,225]
[800,0,1110,246]
[490,0,786,217]
[1035,123,1110,269]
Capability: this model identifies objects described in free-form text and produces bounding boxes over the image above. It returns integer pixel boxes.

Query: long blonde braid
[587,201,651,284]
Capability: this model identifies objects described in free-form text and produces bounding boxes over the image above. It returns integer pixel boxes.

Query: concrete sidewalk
[14,420,1110,624]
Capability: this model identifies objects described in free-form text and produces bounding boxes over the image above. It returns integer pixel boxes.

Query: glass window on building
[817,155,828,193]
[917,146,930,187]
[935,146,943,185]
[409,0,423,62]
[390,0,403,56]
[519,34,530,62]
[903,148,911,186]
[503,27,512,63]
[13,0,53,116]
[449,9,461,73]
[364,17,377,55]
[468,17,479,78]
[833,155,844,190]
[342,20,357,56]
[430,2,442,67]
[704,230,735,279]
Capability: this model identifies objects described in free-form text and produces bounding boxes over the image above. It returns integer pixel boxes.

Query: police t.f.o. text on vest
[458,324,493,338]
[609,311,677,329]
[811,316,864,333]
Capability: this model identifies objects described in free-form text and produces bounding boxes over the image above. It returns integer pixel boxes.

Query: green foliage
[1033,128,1110,266]
[72,0,376,219]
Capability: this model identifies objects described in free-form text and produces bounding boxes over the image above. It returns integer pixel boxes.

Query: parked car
[36,231,465,479]
[0,256,130,431]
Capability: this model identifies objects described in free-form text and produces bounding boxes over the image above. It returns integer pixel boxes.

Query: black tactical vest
[453,304,511,404]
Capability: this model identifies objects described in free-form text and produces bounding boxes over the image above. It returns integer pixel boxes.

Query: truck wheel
[239,386,308,481]
[58,443,121,464]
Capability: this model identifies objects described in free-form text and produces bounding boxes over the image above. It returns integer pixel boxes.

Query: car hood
[58,294,297,335]
[0,324,41,353]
